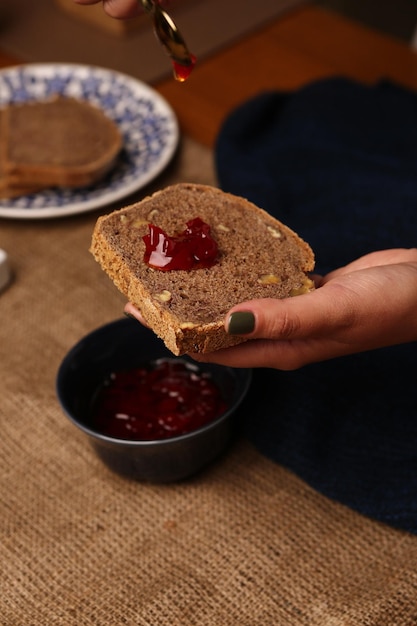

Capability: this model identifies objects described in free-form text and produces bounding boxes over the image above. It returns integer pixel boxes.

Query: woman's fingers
[73,0,142,18]
[124,302,150,327]
[123,249,417,370]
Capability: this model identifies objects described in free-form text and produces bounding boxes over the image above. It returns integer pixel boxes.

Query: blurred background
[317,0,417,43]
[1,1,417,87]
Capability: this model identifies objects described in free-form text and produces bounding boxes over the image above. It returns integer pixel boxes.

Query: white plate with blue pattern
[0,63,179,219]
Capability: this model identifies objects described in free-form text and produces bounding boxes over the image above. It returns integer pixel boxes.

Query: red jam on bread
[143,217,219,270]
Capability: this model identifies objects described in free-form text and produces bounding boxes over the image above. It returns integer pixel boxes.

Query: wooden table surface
[1,2,417,148]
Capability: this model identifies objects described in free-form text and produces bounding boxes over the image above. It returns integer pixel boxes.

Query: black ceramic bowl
[56,317,252,483]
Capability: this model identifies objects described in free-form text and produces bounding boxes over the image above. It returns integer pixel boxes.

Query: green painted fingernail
[227,311,255,335]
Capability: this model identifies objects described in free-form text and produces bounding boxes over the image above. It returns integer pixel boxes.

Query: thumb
[225,287,351,341]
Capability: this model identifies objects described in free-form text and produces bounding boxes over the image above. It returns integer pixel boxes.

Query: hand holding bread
[189,248,417,369]
[91,183,315,355]
[91,184,417,368]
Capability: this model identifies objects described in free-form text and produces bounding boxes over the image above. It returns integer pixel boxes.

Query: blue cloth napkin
[215,78,417,534]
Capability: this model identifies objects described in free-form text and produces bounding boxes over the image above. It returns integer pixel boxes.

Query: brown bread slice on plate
[2,97,122,189]
[91,183,315,355]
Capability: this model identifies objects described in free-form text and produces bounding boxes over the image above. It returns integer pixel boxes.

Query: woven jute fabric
[1,139,417,625]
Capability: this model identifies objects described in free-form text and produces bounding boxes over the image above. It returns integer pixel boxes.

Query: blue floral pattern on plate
[0,64,179,219]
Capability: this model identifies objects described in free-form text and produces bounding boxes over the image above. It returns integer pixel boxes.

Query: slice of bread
[1,96,122,190]
[91,183,315,355]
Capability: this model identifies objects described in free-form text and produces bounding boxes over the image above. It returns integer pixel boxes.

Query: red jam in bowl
[143,217,219,271]
[91,359,227,441]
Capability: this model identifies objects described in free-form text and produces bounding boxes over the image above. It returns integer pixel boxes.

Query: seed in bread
[1,96,122,190]
[90,183,315,355]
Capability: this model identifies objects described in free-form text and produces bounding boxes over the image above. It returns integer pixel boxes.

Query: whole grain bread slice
[2,96,122,189]
[91,183,315,355]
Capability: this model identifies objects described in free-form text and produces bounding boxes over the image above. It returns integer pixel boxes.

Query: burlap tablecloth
[1,138,417,625]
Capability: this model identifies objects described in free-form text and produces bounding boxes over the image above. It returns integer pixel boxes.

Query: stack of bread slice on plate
[0,96,122,199]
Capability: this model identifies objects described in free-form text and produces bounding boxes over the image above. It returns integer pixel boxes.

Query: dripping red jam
[143,217,219,271]
[172,54,196,82]
[91,359,227,441]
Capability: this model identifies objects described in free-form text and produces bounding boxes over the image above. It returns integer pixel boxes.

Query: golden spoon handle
[140,0,194,67]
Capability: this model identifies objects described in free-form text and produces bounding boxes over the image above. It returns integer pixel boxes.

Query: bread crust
[0,110,44,197]
[91,183,315,355]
